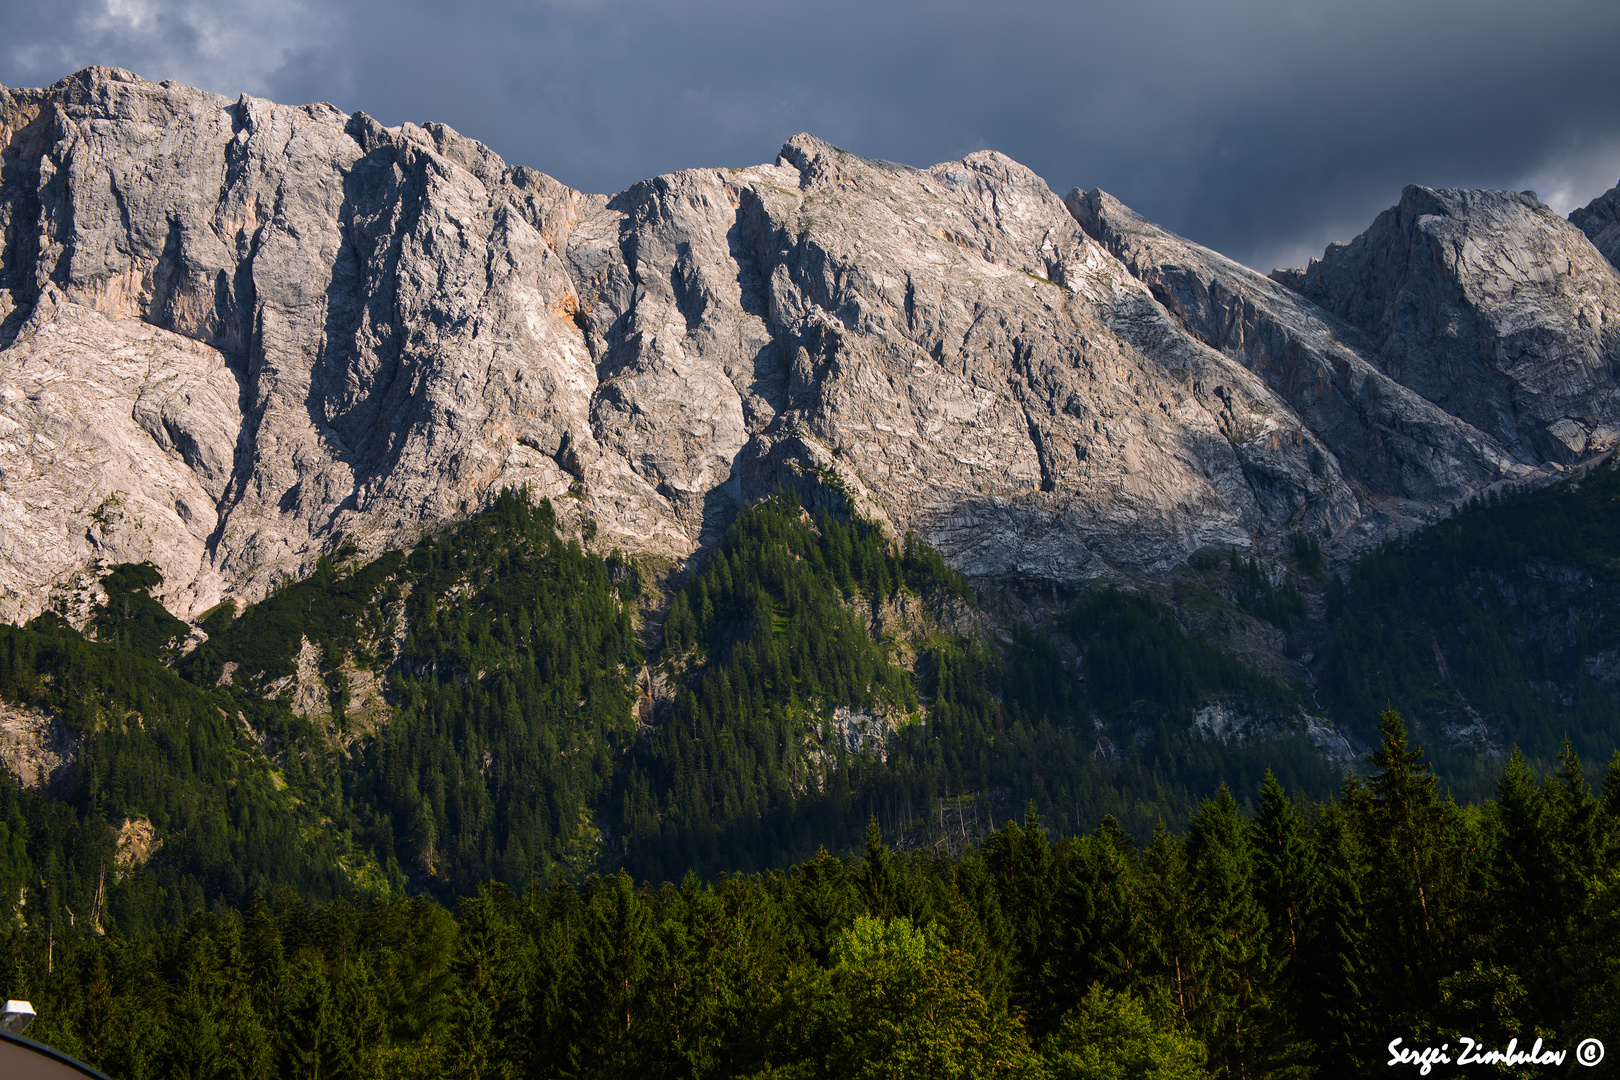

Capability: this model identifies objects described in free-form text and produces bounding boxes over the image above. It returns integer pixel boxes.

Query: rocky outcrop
[1068,188,1532,504]
[1571,181,1620,271]
[1190,700,1357,768]
[698,139,1358,581]
[1,67,1615,624]
[0,698,78,790]
[0,287,239,618]
[0,68,668,620]
[1275,186,1620,464]
[114,816,160,871]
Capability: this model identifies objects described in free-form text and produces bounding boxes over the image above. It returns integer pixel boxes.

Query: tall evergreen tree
[982,807,1059,1034]
[790,847,861,966]
[1250,772,1317,975]
[1357,708,1471,1029]
[1299,793,1372,1078]
[1484,743,1602,1035]
[1140,821,1197,1025]
[1600,750,1620,867]
[1184,786,1304,1080]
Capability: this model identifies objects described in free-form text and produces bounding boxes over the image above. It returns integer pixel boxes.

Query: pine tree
[1251,771,1317,974]
[1140,822,1198,1025]
[1487,743,1602,1032]
[982,806,1058,1033]
[1488,749,1553,942]
[856,819,902,920]
[1600,750,1620,870]
[1358,709,1471,1033]
[1184,785,1305,1080]
[792,846,861,965]
[1300,793,1372,1077]
[1047,817,1139,1024]
[1549,741,1602,892]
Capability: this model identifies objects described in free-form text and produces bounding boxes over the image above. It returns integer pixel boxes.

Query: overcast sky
[3,0,1618,270]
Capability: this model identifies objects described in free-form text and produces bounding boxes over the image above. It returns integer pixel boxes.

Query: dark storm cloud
[4,0,1619,270]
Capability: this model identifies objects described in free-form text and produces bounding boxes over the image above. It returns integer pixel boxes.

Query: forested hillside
[7,714,1619,1080]
[0,487,1342,937]
[5,471,1620,1076]
[0,618,356,932]
[10,461,1620,925]
[1321,457,1620,796]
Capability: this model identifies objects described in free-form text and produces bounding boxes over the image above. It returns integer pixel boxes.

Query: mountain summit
[3,67,1618,622]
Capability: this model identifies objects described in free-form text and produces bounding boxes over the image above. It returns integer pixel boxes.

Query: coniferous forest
[7,719,1620,1079]
[4,468,1620,1077]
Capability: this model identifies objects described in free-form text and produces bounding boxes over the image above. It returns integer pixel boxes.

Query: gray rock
[710,137,1357,581]
[0,697,78,791]
[0,67,1614,625]
[0,286,238,619]
[1277,185,1620,463]
[1571,180,1620,270]
[1,68,629,619]
[1068,188,1530,504]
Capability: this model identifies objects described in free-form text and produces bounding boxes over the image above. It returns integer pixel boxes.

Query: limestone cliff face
[1275,186,1620,464]
[0,67,648,619]
[1068,189,1528,505]
[0,68,1615,623]
[1572,181,1620,271]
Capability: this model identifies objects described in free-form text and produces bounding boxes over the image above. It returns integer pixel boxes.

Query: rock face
[2,67,1617,623]
[0,288,240,616]
[1276,186,1620,463]
[1572,181,1620,271]
[1069,189,1527,505]
[0,698,78,791]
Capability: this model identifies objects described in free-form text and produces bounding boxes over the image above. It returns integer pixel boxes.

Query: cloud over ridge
[2,0,1618,270]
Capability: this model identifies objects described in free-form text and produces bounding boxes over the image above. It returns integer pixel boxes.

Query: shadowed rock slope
[1275,185,1620,464]
[2,67,1616,623]
[1572,179,1620,270]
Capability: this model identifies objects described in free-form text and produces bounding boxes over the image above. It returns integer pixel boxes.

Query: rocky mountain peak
[1276,183,1620,462]
[1571,179,1620,270]
[1,69,1615,627]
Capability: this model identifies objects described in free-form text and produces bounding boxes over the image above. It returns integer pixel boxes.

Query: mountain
[6,65,1620,908]
[1277,185,1620,464]
[7,67,1620,631]
[11,64,1620,1080]
[1571,178,1620,269]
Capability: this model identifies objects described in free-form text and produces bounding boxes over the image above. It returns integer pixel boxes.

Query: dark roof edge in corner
[0,1029,117,1079]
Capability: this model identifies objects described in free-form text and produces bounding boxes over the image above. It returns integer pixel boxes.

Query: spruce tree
[1049,817,1139,1021]
[1601,750,1620,869]
[857,819,902,920]
[1359,709,1470,1034]
[1140,817,1203,1054]
[792,846,861,965]
[1250,771,1317,973]
[1489,748,1558,956]
[1489,742,1602,1030]
[1300,794,1372,1077]
[983,807,1058,1033]
[1185,785,1305,1080]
